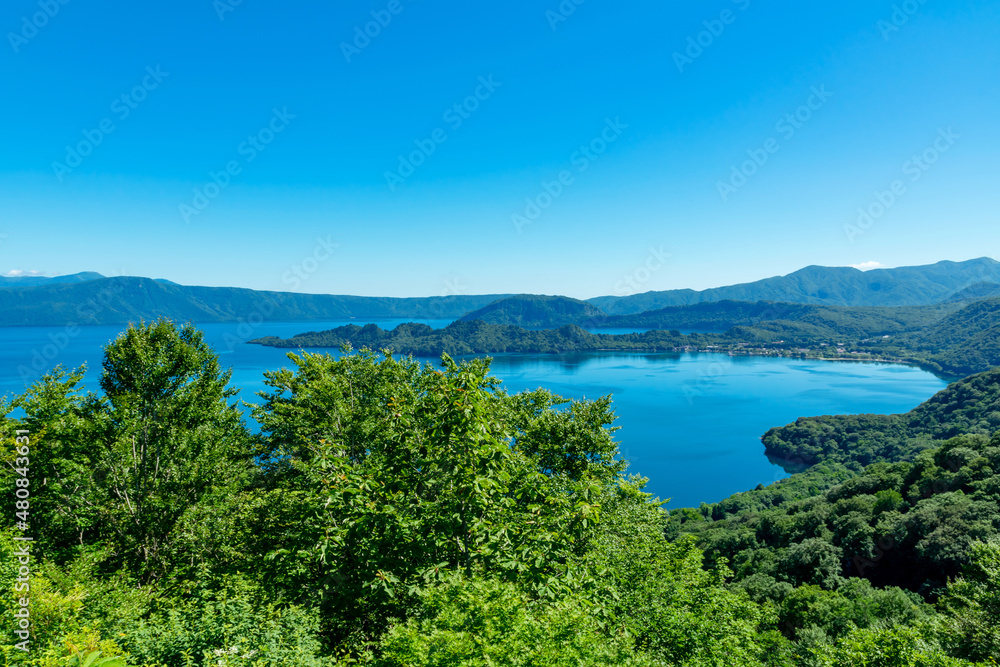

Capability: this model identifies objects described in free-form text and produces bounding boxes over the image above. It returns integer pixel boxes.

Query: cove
[0,321,949,508]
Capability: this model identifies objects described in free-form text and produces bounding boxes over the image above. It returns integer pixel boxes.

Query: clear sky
[1,0,998,298]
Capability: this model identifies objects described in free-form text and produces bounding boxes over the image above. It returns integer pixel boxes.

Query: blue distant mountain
[1,259,998,327]
[0,271,105,288]
[0,276,512,327]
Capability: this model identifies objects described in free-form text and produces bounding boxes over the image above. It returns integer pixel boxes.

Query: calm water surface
[0,321,949,508]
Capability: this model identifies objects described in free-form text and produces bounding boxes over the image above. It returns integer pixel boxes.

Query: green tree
[89,320,255,581]
[252,350,609,651]
[3,367,98,561]
[935,540,1000,662]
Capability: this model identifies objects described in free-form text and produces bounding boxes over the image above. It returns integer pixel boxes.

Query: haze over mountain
[0,271,105,288]
[588,258,1000,314]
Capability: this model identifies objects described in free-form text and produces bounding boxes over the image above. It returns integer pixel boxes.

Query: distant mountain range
[587,258,1000,314]
[0,277,512,327]
[1,258,997,328]
[0,271,106,288]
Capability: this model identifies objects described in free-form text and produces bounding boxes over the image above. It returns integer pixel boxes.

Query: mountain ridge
[2,258,998,327]
[588,258,1000,314]
[0,277,514,327]
[0,271,105,288]
[458,295,607,328]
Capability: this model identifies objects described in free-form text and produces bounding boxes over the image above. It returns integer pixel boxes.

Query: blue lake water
[0,320,949,508]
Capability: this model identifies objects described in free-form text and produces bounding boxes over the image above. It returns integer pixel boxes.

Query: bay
[0,321,949,508]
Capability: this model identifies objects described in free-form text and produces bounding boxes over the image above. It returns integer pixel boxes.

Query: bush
[121,579,333,667]
[373,578,660,667]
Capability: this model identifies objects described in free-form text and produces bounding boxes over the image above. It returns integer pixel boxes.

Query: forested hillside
[250,320,691,354]
[601,300,959,335]
[762,368,1000,468]
[458,295,607,328]
[671,433,1000,663]
[2,321,998,666]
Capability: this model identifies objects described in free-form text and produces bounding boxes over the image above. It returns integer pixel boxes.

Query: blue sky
[1,0,998,298]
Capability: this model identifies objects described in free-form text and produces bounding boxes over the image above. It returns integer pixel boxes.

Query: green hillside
[942,282,1000,303]
[602,300,959,336]
[761,368,1000,468]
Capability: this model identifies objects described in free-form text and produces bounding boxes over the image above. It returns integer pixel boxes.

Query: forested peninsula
[250,295,1000,378]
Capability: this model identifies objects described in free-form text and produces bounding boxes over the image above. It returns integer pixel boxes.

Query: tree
[252,349,611,651]
[91,320,255,581]
[936,539,1000,662]
[3,366,99,561]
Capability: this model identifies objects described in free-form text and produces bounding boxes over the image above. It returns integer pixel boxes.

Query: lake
[0,320,949,508]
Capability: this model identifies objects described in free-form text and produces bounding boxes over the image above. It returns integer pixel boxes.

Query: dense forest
[762,369,1000,468]
[250,321,693,355]
[3,320,1000,666]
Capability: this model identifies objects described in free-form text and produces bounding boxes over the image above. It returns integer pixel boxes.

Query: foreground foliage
[1,321,998,665]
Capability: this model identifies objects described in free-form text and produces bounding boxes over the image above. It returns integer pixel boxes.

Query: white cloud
[850,261,884,271]
[3,269,45,277]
